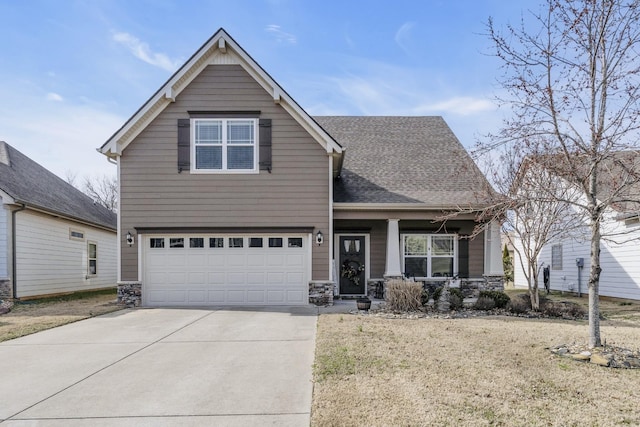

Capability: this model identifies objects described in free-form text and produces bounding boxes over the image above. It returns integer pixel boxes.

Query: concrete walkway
[0,306,317,426]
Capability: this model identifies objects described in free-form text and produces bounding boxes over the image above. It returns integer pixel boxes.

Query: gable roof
[314,116,493,209]
[100,28,342,161]
[0,141,116,230]
[530,150,640,217]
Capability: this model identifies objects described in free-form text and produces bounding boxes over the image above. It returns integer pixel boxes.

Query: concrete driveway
[0,306,318,426]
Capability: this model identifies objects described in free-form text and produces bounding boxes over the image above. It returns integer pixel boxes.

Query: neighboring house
[99,28,503,307]
[513,152,640,300]
[0,141,117,299]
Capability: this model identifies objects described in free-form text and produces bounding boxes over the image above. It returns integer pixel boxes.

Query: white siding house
[513,154,640,301]
[0,141,117,299]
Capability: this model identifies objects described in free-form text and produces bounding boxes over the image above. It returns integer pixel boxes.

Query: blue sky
[0,0,542,180]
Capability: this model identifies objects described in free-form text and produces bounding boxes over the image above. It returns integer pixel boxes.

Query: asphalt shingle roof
[314,116,492,208]
[0,141,116,230]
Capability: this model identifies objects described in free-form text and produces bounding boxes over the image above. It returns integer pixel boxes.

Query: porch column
[484,220,504,276]
[384,219,403,277]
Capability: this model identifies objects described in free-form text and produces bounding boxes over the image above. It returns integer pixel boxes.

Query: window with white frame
[88,242,97,275]
[193,119,257,172]
[551,244,563,270]
[402,234,456,278]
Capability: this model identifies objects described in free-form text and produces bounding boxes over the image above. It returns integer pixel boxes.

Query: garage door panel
[188,254,206,266]
[144,234,308,306]
[208,290,226,303]
[247,290,266,303]
[266,272,284,284]
[187,272,206,285]
[208,272,225,284]
[266,254,285,266]
[247,272,265,284]
[286,254,304,266]
[208,255,225,267]
[166,290,187,303]
[286,272,304,284]
[168,272,186,284]
[188,290,206,303]
[227,255,245,267]
[227,272,245,284]
[227,290,245,303]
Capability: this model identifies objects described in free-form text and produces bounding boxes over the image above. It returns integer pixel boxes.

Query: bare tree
[82,174,118,212]
[484,0,640,347]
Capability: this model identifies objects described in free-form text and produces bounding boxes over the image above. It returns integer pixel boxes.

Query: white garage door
[143,234,309,306]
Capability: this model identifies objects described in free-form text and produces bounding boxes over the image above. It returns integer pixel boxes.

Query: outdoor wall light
[126,231,135,247]
[315,230,324,246]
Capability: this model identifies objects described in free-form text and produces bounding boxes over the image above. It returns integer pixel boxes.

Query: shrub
[474,296,496,311]
[432,287,443,304]
[449,288,464,310]
[478,290,511,309]
[385,279,422,311]
[420,289,430,307]
[541,301,586,318]
[507,297,530,314]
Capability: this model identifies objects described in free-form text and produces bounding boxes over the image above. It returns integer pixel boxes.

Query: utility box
[576,258,584,267]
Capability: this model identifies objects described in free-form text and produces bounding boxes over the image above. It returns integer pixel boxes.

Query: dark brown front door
[339,235,366,295]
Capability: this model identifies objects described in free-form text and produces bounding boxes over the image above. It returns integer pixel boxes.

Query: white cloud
[112,31,180,72]
[413,97,496,116]
[395,22,415,56]
[265,25,297,44]
[0,87,123,180]
[46,92,64,102]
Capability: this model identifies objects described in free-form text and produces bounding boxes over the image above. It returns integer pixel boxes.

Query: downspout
[11,204,26,299]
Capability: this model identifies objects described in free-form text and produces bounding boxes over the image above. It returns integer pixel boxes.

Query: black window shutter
[259,119,272,172]
[458,237,469,278]
[177,119,190,173]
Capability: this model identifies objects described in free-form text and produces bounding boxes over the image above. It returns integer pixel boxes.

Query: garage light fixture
[315,230,323,246]
[126,231,135,247]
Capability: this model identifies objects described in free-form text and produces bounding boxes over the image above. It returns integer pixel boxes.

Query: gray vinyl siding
[120,65,330,281]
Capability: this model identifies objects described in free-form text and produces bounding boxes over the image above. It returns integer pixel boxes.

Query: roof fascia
[333,203,485,211]
[14,201,116,232]
[100,28,342,158]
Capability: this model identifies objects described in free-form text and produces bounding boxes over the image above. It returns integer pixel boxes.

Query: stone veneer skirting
[0,279,12,299]
[309,281,335,306]
[117,281,142,307]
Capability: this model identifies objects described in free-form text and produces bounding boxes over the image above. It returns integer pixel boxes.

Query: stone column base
[117,281,142,307]
[0,279,12,299]
[309,281,335,306]
[483,275,505,291]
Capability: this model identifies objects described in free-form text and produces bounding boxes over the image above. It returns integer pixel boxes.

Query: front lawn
[312,295,640,426]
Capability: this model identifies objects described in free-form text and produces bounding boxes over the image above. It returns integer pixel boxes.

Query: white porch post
[384,219,403,277]
[484,220,504,276]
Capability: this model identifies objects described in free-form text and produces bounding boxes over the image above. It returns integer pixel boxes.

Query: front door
[339,235,366,295]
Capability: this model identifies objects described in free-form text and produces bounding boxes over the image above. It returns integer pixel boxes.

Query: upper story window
[192,119,257,173]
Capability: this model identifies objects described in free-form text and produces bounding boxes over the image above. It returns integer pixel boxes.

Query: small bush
[432,287,443,304]
[449,288,464,310]
[507,297,530,314]
[541,301,587,318]
[474,296,496,311]
[478,290,511,309]
[421,289,430,307]
[385,279,422,311]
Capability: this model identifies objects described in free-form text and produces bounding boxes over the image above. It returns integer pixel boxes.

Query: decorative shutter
[458,237,469,278]
[259,119,272,172]
[177,119,190,173]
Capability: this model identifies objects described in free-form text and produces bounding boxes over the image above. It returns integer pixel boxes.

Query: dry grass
[0,288,122,342]
[312,294,640,427]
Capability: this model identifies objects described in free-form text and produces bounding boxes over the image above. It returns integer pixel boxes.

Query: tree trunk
[528,263,540,311]
[588,219,602,348]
